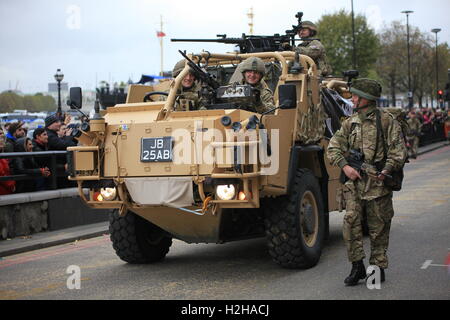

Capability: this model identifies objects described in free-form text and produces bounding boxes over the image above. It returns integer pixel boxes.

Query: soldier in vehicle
[327,78,407,286]
[231,57,275,114]
[294,21,332,77]
[172,59,206,111]
[406,111,422,159]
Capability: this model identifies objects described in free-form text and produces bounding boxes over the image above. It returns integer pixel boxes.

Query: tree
[39,95,57,112]
[377,22,406,106]
[23,95,37,112]
[0,91,56,113]
[316,9,379,77]
[377,22,450,107]
[0,91,24,112]
[433,43,450,104]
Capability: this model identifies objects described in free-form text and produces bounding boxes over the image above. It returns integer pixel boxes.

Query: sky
[0,0,449,94]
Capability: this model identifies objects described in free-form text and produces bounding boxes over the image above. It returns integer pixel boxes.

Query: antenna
[157,15,165,76]
[247,7,254,35]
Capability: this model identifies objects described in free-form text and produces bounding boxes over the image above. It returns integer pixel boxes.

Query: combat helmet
[172,59,190,78]
[300,21,318,37]
[240,57,266,76]
[350,78,382,101]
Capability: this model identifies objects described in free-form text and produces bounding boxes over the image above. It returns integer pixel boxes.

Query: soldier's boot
[344,260,366,286]
[381,268,385,282]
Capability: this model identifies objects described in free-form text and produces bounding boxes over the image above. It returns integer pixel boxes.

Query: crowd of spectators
[409,107,449,145]
[0,112,78,195]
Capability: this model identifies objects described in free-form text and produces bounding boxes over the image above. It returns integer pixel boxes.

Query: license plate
[141,137,173,162]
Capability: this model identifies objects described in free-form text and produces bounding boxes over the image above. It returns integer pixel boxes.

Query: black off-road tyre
[264,169,325,269]
[109,210,172,264]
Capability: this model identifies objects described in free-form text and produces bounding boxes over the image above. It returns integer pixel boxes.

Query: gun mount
[171,12,319,54]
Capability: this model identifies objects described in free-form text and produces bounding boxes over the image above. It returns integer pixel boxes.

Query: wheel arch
[287,146,328,207]
[287,145,330,237]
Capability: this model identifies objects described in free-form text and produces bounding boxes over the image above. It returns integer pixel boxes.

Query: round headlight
[216,184,236,201]
[100,187,117,201]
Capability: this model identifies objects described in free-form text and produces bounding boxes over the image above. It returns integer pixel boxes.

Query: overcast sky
[0,0,449,94]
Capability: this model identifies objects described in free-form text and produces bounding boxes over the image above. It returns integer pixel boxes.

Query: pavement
[0,221,109,258]
[0,140,448,259]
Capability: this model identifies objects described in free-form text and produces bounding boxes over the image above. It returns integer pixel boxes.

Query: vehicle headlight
[100,187,117,201]
[216,184,236,201]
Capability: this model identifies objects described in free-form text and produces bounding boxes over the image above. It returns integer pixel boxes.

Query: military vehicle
[66,13,355,267]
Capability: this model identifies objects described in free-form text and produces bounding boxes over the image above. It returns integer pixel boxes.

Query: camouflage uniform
[236,57,275,114]
[175,82,206,111]
[327,79,407,269]
[407,116,422,158]
[295,21,332,77]
[172,60,206,111]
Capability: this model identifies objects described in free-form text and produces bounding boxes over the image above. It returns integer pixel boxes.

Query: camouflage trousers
[343,188,394,269]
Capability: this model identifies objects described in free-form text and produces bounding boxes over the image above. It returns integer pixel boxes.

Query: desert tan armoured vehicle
[67,50,352,269]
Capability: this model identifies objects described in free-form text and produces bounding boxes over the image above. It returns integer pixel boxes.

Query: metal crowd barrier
[0,151,67,190]
[419,122,446,147]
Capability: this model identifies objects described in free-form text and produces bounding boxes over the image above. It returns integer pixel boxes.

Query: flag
[156,31,166,38]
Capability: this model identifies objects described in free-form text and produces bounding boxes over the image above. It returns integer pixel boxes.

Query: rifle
[339,149,392,184]
[178,50,220,90]
[171,12,320,53]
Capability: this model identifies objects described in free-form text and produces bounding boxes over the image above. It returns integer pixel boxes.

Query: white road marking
[421,260,449,269]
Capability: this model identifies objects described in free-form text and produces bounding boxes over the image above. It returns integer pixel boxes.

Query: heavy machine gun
[171,12,319,54]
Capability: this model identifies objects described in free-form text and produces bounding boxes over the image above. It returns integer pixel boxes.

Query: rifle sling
[375,109,388,165]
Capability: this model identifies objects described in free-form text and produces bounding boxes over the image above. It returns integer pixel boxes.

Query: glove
[281,42,292,50]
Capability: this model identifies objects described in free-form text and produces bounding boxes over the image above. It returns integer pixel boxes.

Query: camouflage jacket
[406,117,422,137]
[239,79,275,114]
[327,105,407,200]
[174,82,206,111]
[295,40,332,77]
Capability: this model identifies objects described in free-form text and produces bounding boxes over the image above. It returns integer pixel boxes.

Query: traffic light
[445,83,450,101]
[437,89,443,100]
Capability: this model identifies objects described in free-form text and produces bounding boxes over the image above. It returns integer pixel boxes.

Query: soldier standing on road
[172,60,206,111]
[327,79,407,286]
[294,21,332,77]
[232,57,275,114]
[407,111,422,159]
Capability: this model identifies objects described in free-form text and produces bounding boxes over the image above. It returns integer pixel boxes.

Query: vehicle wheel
[264,169,325,269]
[109,210,172,264]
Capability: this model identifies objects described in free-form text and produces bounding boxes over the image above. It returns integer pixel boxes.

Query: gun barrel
[172,39,224,42]
[171,38,243,43]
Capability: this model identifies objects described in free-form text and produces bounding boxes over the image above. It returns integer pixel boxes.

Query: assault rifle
[340,149,392,184]
[178,50,220,90]
[171,12,319,53]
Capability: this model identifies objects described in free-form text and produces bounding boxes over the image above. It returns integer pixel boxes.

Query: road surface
[0,146,449,301]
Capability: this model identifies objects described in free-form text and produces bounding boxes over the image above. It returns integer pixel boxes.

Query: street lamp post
[54,68,64,118]
[401,10,414,109]
[351,0,357,69]
[431,28,441,108]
